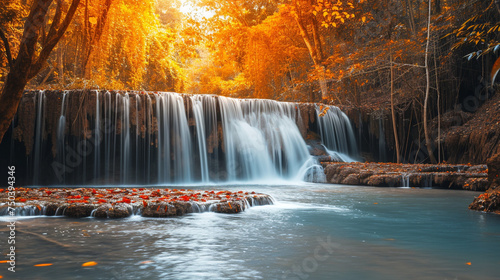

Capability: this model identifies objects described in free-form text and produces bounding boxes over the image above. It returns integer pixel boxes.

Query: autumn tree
[0,0,81,143]
[282,0,359,101]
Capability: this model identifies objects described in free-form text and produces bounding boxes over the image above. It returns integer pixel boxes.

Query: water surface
[1,184,499,279]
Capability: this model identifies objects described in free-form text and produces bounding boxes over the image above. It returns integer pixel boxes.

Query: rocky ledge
[469,152,500,214]
[0,188,274,218]
[322,162,488,190]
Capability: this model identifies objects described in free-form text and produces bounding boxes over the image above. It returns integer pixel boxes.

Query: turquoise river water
[1,184,499,279]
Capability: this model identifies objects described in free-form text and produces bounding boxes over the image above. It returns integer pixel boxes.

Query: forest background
[1,0,499,163]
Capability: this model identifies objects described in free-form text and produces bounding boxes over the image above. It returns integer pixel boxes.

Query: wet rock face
[444,94,500,164]
[487,153,500,186]
[142,202,191,217]
[0,187,274,218]
[64,204,95,218]
[469,152,500,214]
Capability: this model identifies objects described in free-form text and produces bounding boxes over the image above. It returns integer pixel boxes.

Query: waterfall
[17,90,359,185]
[94,91,100,181]
[218,97,310,181]
[33,91,45,185]
[55,91,68,184]
[191,95,209,182]
[316,105,359,162]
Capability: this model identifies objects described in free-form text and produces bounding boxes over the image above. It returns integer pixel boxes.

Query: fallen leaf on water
[465,262,471,265]
[34,263,53,267]
[373,203,378,205]
[82,261,98,267]
[140,260,154,264]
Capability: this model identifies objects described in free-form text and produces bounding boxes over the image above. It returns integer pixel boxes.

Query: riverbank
[0,188,273,218]
[321,162,489,191]
[469,152,500,214]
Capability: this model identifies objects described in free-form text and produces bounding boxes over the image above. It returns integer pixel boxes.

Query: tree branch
[0,28,14,70]
[29,0,81,79]
[45,0,63,45]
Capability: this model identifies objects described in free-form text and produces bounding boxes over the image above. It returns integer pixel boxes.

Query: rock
[469,152,500,213]
[94,204,131,218]
[0,188,274,218]
[44,204,59,216]
[142,203,177,217]
[64,204,96,218]
[487,152,500,185]
[214,201,245,214]
[322,162,487,189]
[342,174,360,185]
[469,191,500,214]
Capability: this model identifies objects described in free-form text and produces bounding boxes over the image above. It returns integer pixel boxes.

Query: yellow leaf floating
[82,261,98,267]
[140,260,154,264]
[465,262,471,265]
[34,263,53,267]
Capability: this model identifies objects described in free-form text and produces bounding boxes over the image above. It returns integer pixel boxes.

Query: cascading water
[191,95,210,182]
[316,105,359,162]
[218,97,311,181]
[55,91,68,183]
[13,90,358,185]
[33,91,45,185]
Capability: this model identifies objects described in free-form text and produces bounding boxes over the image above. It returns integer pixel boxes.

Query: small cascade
[10,90,359,185]
[401,173,410,188]
[0,204,45,216]
[119,93,131,183]
[104,91,113,182]
[156,93,192,183]
[316,105,359,161]
[218,97,311,181]
[94,91,101,181]
[33,91,45,185]
[55,91,68,183]
[191,95,209,182]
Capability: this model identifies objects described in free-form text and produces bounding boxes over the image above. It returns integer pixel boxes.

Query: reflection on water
[1,184,500,280]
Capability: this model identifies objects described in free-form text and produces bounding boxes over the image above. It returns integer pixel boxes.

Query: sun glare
[179,0,214,19]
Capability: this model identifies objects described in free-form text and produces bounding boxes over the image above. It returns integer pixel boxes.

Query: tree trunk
[0,0,81,144]
[0,0,53,143]
[58,44,64,84]
[434,43,441,162]
[390,54,400,163]
[424,0,437,163]
[0,74,29,142]
[405,0,416,36]
[292,3,336,102]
